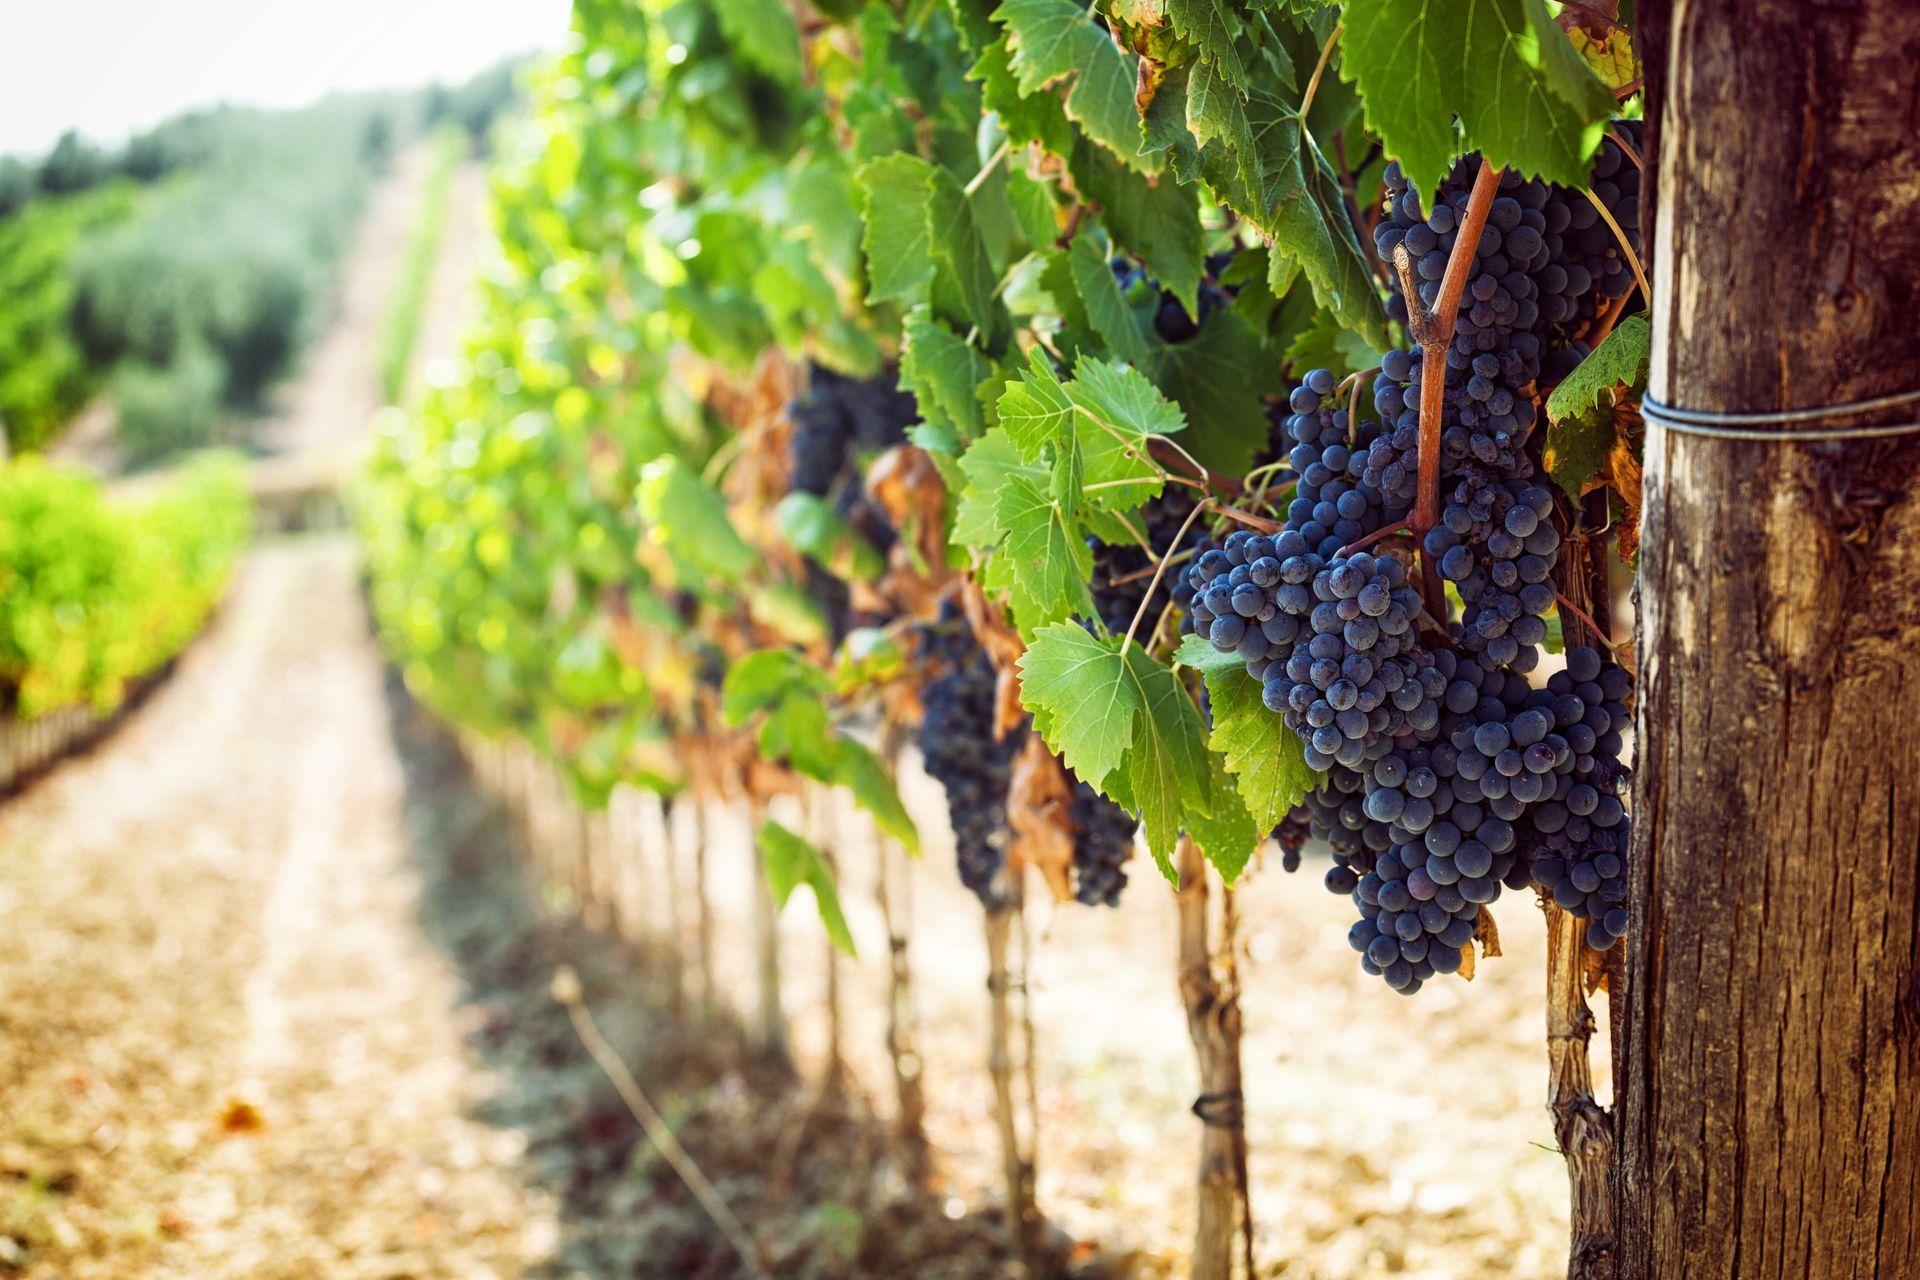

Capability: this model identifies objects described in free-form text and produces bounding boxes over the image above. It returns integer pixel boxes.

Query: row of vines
[359,0,1650,1272]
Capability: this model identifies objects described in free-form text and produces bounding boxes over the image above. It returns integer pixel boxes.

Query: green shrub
[0,454,251,717]
[111,342,226,464]
[0,184,142,453]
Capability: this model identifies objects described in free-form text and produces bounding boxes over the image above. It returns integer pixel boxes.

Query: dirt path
[0,542,558,1279]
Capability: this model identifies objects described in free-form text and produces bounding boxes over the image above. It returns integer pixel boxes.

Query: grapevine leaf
[759,820,857,956]
[1005,169,1063,249]
[1566,24,1639,95]
[954,429,1042,547]
[761,695,841,777]
[722,649,833,725]
[901,310,994,440]
[1184,760,1260,884]
[927,165,1009,345]
[1284,306,1385,379]
[1067,233,1154,367]
[1186,57,1256,186]
[1175,633,1316,831]
[636,458,755,586]
[1247,96,1390,350]
[1547,314,1651,424]
[996,472,1098,623]
[994,0,1149,171]
[1165,0,1246,87]
[709,0,805,84]
[1071,139,1203,316]
[1017,624,1140,789]
[1521,0,1621,119]
[970,37,1078,156]
[1100,645,1213,882]
[1067,357,1183,510]
[1544,314,1649,496]
[1152,307,1282,477]
[829,738,922,852]
[1340,0,1612,200]
[997,350,1077,460]
[776,492,885,581]
[857,156,937,306]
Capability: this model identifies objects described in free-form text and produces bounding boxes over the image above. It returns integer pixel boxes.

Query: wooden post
[1616,2,1920,1273]
[1175,836,1252,1280]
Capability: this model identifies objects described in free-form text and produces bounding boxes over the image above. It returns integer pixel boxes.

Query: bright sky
[0,0,575,157]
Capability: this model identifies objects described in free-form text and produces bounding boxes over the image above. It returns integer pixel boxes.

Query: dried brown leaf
[1008,736,1076,902]
[1474,908,1502,959]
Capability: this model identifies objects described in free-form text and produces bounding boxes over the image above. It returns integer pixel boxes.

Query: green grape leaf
[759,820,857,956]
[1071,139,1203,316]
[996,471,1098,624]
[1017,623,1140,788]
[1284,306,1386,379]
[901,310,994,440]
[1098,645,1213,882]
[1166,0,1246,87]
[1544,314,1648,497]
[1341,0,1612,200]
[1152,307,1282,478]
[637,458,755,586]
[1184,759,1260,884]
[856,156,936,307]
[710,0,805,84]
[1247,96,1390,351]
[1006,169,1063,250]
[1066,357,1183,511]
[997,350,1077,460]
[722,648,833,724]
[832,627,907,692]
[971,37,1077,157]
[954,428,1042,547]
[829,737,921,852]
[776,492,885,581]
[1186,57,1256,186]
[749,582,831,647]
[1175,633,1316,832]
[928,164,1009,345]
[1547,313,1651,425]
[994,0,1148,171]
[761,694,841,777]
[1067,232,1154,367]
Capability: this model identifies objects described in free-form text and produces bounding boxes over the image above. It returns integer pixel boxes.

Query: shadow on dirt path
[380,676,1117,1280]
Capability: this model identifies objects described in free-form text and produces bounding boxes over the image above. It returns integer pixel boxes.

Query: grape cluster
[916,615,1024,907]
[1069,781,1136,906]
[787,365,919,638]
[1227,135,1642,989]
[1520,646,1633,950]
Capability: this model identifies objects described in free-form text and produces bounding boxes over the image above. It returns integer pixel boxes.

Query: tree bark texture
[1619,3,1920,1275]
[1175,836,1252,1280]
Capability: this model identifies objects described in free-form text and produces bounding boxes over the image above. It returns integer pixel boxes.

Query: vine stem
[1299,21,1343,119]
[964,138,1013,197]
[1337,522,1411,556]
[1555,592,1618,652]
[1605,128,1643,171]
[1582,188,1650,307]
[1121,496,1213,656]
[1393,157,1502,618]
